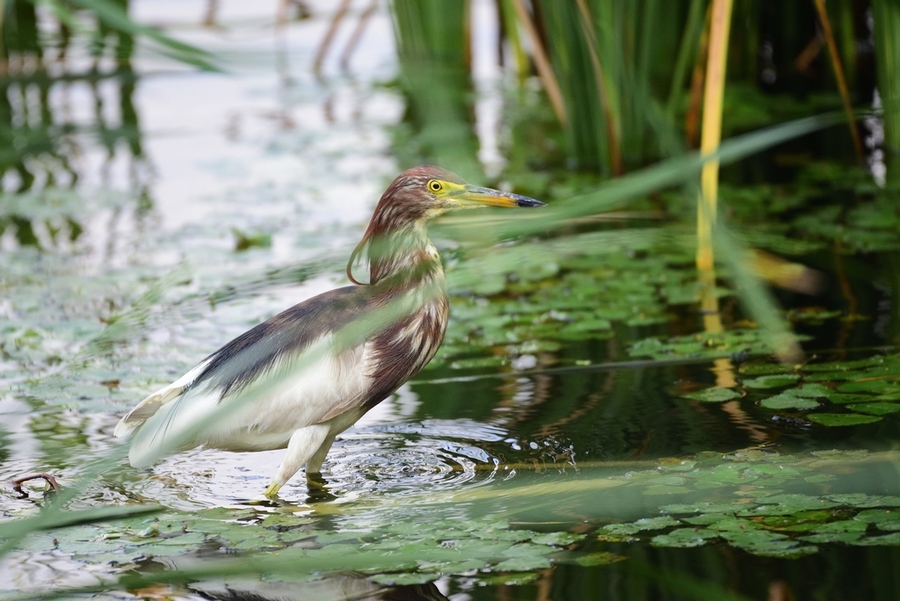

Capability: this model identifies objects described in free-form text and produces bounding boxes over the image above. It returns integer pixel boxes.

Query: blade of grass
[812,0,864,162]
[697,0,734,377]
[509,0,567,126]
[696,0,732,274]
[685,2,712,147]
[666,0,706,119]
[439,112,842,364]
[9,448,899,601]
[440,112,845,243]
[714,222,803,362]
[69,0,219,71]
[389,0,480,179]
[0,504,162,540]
[872,0,900,182]
[498,0,529,82]
[574,0,622,174]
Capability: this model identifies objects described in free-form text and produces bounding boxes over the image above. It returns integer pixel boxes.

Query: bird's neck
[367,222,445,292]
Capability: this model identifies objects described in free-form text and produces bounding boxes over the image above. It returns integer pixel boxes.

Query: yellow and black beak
[448,184,546,209]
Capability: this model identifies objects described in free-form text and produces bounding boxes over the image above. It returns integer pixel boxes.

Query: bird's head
[348,165,545,284]
[380,165,546,220]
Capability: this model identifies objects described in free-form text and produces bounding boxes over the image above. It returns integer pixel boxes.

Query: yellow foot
[306,472,327,490]
[263,482,282,499]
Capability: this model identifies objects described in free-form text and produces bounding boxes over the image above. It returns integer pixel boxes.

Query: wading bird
[114,166,545,498]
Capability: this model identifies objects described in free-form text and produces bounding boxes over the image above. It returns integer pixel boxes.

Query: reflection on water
[0,550,108,595]
[0,0,404,509]
[0,1,151,252]
[0,550,450,601]
[116,405,518,510]
[1,2,900,600]
[187,571,447,601]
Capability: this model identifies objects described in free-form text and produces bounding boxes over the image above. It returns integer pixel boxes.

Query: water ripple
[106,419,513,508]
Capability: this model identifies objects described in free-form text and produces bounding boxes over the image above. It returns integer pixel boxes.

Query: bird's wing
[117,286,378,467]
[113,358,213,438]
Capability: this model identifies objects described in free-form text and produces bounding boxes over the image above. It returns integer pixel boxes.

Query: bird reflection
[189,572,448,601]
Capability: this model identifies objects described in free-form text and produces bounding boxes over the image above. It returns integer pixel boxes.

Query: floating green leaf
[602,516,681,536]
[742,374,801,389]
[650,528,719,548]
[807,413,882,427]
[760,392,820,411]
[792,383,833,398]
[629,329,784,360]
[852,402,900,415]
[838,380,900,395]
[855,509,900,531]
[682,387,741,402]
[800,520,868,544]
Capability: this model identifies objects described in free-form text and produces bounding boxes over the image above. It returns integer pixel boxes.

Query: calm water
[1,2,899,600]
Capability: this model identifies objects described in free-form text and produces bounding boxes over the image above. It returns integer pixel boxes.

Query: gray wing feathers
[114,286,373,467]
[113,358,211,438]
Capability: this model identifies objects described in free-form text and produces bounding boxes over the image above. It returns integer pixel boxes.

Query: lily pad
[854,509,900,531]
[825,393,880,405]
[742,374,801,389]
[837,380,900,395]
[851,402,900,416]
[629,328,783,360]
[650,528,719,548]
[759,392,820,411]
[682,387,741,403]
[852,532,900,546]
[792,383,833,398]
[800,520,868,544]
[807,413,882,427]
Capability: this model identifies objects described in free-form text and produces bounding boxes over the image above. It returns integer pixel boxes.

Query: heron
[114,165,545,498]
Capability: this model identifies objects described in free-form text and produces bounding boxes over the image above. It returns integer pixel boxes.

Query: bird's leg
[304,433,336,491]
[263,425,330,499]
[305,433,336,480]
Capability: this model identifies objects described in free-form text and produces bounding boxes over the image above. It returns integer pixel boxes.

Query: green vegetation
[2,1,900,599]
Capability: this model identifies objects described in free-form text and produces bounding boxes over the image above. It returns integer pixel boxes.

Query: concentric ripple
[323,419,510,499]
[112,418,578,508]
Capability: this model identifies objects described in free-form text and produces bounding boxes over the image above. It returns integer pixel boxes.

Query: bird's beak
[450,184,546,208]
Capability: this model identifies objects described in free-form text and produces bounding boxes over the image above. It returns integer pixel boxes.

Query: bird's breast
[364,288,449,407]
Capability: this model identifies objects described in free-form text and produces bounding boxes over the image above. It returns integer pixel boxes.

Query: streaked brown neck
[347,178,448,295]
[366,221,444,291]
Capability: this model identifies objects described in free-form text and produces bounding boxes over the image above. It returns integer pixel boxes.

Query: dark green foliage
[535,0,690,172]
[389,0,481,180]
[872,0,900,181]
[681,351,900,426]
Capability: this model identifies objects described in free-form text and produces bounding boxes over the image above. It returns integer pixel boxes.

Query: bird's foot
[306,471,327,490]
[305,472,336,503]
[263,481,282,499]
[262,473,329,501]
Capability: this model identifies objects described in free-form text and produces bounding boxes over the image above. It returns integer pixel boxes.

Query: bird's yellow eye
[427,180,443,193]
